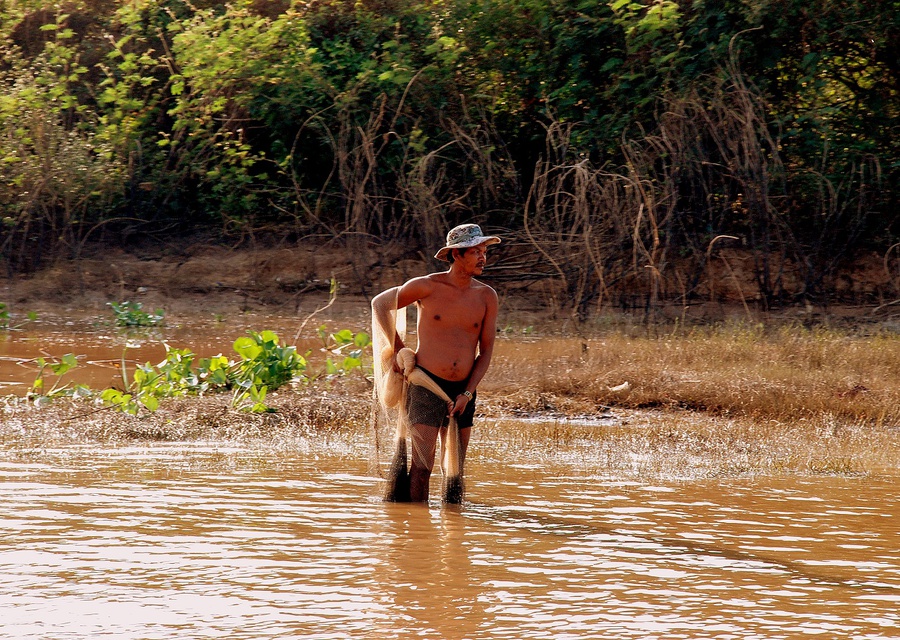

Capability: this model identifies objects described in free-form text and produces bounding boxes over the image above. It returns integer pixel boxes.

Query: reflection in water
[376,503,488,638]
[0,444,898,639]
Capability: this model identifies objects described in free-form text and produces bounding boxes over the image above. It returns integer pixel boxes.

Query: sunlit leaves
[28,353,84,403]
[108,301,166,327]
[89,327,370,415]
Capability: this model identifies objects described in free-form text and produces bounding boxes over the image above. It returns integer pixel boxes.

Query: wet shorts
[406,367,476,429]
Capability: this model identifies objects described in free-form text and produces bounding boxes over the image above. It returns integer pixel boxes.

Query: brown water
[1,317,899,638]
[0,312,314,395]
[1,441,898,639]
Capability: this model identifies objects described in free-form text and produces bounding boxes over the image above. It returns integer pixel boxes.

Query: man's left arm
[451,287,498,415]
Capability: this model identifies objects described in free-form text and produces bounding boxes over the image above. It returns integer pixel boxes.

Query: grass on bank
[472,321,900,477]
[488,322,900,426]
[2,321,899,479]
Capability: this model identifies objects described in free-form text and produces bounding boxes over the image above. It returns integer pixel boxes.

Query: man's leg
[459,426,471,466]
[438,425,472,471]
[409,423,439,502]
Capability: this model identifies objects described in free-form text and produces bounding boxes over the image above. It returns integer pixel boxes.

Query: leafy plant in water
[99,388,142,415]
[108,301,165,327]
[29,353,89,406]
[317,325,371,377]
[100,330,314,415]
[233,330,307,387]
[231,379,271,414]
[131,345,202,408]
[0,303,38,331]
[230,330,309,412]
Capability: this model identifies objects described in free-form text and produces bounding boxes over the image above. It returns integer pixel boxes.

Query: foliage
[317,324,371,377]
[230,330,309,412]
[0,9,129,272]
[0,303,37,330]
[28,353,90,405]
[12,322,371,414]
[0,0,897,310]
[108,301,165,327]
[100,328,371,415]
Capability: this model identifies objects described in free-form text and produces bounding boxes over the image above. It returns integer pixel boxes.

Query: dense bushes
[1,0,897,312]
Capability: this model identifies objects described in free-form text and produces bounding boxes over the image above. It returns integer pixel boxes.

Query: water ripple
[0,446,898,638]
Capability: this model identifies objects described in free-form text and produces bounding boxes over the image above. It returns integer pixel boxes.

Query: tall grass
[475,321,900,477]
[487,322,900,426]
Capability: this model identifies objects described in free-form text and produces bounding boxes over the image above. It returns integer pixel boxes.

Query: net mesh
[371,287,464,503]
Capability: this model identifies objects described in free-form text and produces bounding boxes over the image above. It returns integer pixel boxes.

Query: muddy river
[1,444,898,639]
[1,315,898,638]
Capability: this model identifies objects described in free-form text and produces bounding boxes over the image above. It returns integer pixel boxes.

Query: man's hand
[450,394,469,416]
[394,347,416,376]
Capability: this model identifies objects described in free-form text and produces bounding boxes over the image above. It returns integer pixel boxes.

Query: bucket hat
[434,224,501,262]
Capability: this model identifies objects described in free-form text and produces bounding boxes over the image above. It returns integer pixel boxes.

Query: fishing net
[371,287,464,503]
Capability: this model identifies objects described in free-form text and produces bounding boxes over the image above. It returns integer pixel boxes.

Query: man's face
[457,244,489,274]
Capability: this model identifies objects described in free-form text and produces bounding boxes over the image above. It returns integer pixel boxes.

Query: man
[375,223,500,502]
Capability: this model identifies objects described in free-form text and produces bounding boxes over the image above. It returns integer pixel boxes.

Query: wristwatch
[462,390,473,400]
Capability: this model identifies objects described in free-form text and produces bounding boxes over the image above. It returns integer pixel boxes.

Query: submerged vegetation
[108,301,165,327]
[80,325,367,413]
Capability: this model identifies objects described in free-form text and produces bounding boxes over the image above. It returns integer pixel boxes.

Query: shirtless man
[390,224,500,502]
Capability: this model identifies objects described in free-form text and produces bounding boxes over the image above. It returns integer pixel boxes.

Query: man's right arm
[396,276,432,310]
[390,276,433,352]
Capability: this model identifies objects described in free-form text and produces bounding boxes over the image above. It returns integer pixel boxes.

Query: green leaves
[100,388,140,415]
[230,330,308,411]
[316,325,371,377]
[109,301,166,327]
[233,335,264,361]
[92,327,369,415]
[1,0,897,313]
[29,353,86,404]
[0,303,37,330]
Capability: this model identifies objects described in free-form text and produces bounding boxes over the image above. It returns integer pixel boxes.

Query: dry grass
[474,409,899,479]
[2,320,899,479]
[486,323,900,425]
[0,379,372,453]
[471,321,900,478]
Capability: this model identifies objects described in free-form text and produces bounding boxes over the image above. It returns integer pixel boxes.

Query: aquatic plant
[108,301,165,327]
[230,330,309,413]
[99,328,371,415]
[0,303,37,331]
[317,325,371,378]
[28,353,89,406]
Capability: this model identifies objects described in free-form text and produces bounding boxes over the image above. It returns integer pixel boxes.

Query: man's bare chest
[417,294,486,333]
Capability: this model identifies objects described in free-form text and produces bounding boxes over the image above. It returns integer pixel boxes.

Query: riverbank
[3,377,898,479]
[1,243,898,480]
[3,240,898,327]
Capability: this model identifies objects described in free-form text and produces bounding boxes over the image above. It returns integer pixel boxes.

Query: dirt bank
[0,240,551,327]
[1,240,897,328]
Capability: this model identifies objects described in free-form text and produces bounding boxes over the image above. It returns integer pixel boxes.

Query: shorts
[406,367,477,429]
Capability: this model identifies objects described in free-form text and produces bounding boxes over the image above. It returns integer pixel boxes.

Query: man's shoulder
[398,273,444,301]
[472,278,499,300]
[404,273,442,287]
[414,272,451,290]
[471,277,497,292]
